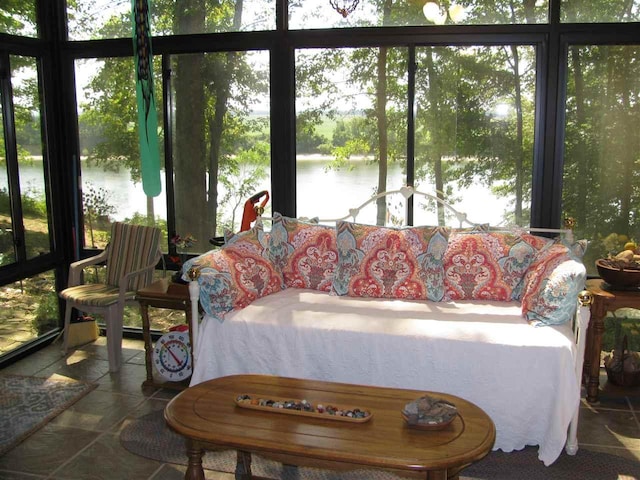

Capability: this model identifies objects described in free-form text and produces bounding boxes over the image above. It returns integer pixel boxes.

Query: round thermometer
[153,331,192,381]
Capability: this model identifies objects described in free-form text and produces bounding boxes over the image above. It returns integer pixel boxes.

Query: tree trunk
[618,49,633,234]
[510,44,524,225]
[207,0,243,237]
[425,47,445,226]
[571,46,588,230]
[173,1,207,246]
[375,0,392,226]
[376,46,388,226]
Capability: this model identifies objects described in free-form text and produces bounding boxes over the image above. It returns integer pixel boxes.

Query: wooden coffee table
[164,374,495,480]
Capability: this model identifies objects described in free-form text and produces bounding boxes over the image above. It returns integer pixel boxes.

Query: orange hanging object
[240,191,270,231]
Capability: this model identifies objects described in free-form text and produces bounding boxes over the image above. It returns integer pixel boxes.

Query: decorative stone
[402,395,457,426]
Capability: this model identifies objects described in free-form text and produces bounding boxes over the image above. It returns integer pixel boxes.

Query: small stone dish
[401,395,458,430]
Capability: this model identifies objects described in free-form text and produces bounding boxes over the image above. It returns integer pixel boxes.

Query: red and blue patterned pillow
[521,239,587,326]
[182,225,283,320]
[267,213,338,292]
[332,221,450,301]
[443,231,546,301]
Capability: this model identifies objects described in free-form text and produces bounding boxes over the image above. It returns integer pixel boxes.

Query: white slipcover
[190,288,579,466]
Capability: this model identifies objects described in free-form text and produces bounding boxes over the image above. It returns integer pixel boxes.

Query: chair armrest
[68,250,109,287]
[117,250,163,297]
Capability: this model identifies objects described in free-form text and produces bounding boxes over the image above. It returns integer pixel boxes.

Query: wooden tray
[401,411,457,430]
[235,394,373,423]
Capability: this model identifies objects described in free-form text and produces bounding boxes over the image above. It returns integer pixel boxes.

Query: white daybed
[184,187,591,467]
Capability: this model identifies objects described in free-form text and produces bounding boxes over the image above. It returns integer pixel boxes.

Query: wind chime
[329,0,360,17]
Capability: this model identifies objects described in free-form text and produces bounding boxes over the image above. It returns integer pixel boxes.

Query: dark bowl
[596,259,640,288]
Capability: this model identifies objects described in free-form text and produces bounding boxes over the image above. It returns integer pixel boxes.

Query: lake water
[2,158,511,227]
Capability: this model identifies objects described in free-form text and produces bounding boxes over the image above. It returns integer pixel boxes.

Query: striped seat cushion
[60,284,136,307]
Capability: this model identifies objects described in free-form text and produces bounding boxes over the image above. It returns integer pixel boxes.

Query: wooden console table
[584,278,640,403]
[137,278,192,390]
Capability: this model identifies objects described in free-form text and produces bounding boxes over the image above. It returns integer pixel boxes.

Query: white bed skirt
[190,288,580,466]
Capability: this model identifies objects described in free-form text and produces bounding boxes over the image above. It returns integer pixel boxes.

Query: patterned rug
[120,411,640,480]
[0,374,96,455]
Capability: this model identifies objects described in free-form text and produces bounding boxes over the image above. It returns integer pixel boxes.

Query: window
[0,55,51,264]
[170,50,271,250]
[414,45,536,227]
[288,0,548,29]
[294,44,536,227]
[75,57,166,249]
[562,0,640,23]
[0,1,37,37]
[67,0,276,41]
[295,47,408,224]
[563,44,640,275]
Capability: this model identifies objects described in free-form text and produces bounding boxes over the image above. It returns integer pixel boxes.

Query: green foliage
[32,292,59,335]
[0,187,47,218]
[125,212,168,239]
[218,141,270,232]
[0,0,35,35]
[562,45,640,271]
[24,272,59,336]
[83,183,116,247]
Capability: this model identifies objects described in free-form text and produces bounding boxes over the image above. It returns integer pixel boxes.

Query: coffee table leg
[185,439,205,480]
[235,450,252,480]
[426,469,448,480]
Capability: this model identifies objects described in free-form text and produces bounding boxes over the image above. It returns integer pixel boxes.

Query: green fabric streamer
[132,0,161,197]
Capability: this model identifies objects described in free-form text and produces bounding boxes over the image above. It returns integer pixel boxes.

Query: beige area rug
[0,373,97,455]
[120,411,640,480]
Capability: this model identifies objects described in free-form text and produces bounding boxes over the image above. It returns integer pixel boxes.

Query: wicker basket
[604,335,640,387]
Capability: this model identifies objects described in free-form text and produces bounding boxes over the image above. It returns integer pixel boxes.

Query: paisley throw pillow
[443,232,543,301]
[332,221,450,301]
[521,240,587,326]
[267,213,338,292]
[181,225,282,321]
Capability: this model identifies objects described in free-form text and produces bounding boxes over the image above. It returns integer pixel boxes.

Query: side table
[137,278,192,390]
[584,278,640,403]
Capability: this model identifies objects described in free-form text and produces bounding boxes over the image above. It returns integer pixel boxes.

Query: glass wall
[295,47,407,224]
[0,55,51,264]
[414,45,536,227]
[0,270,59,354]
[563,44,640,275]
[67,0,277,40]
[562,0,640,22]
[75,57,166,250]
[288,0,548,29]
[0,98,13,265]
[170,50,271,252]
[0,1,37,36]
[0,50,58,356]
[0,0,639,360]
[11,56,50,260]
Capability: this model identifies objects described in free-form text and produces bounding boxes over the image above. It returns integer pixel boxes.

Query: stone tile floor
[0,336,639,479]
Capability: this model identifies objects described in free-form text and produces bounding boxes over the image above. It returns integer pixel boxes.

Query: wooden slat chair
[60,222,162,372]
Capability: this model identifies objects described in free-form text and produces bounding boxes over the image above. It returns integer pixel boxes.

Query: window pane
[414,46,536,227]
[171,50,271,253]
[0,99,15,266]
[563,45,640,276]
[0,0,37,37]
[0,270,59,357]
[68,0,275,41]
[11,56,50,260]
[75,57,166,249]
[289,0,547,29]
[562,0,640,23]
[295,47,408,224]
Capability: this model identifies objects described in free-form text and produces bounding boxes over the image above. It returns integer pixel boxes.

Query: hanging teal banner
[132,0,161,197]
